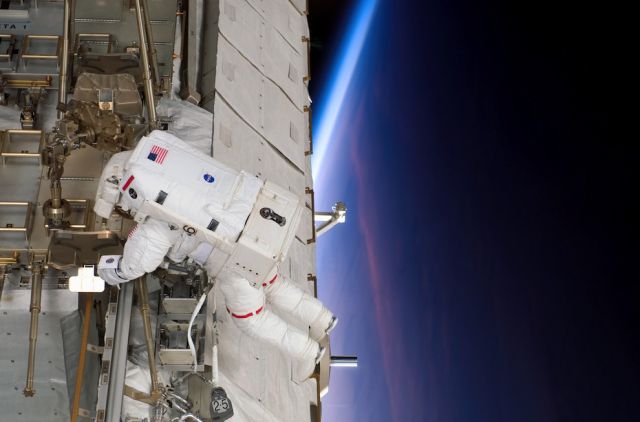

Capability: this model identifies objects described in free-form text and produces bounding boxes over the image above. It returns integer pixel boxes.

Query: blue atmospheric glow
[312,0,378,181]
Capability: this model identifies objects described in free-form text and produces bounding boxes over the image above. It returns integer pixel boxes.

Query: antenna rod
[330,356,358,368]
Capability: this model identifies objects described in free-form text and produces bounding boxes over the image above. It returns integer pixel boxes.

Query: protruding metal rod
[50,181,62,209]
[0,201,30,206]
[71,292,94,422]
[330,356,358,368]
[141,0,161,91]
[134,0,157,129]
[24,264,43,397]
[58,0,71,118]
[315,202,347,237]
[136,277,159,393]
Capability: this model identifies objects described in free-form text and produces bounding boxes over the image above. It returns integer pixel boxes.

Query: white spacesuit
[95,131,336,365]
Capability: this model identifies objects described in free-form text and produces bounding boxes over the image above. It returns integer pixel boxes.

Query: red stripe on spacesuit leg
[226,306,264,319]
[122,175,135,191]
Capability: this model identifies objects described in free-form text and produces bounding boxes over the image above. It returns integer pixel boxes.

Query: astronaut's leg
[219,272,320,362]
[263,273,336,341]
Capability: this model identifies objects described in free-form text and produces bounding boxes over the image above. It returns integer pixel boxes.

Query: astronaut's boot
[309,313,338,342]
[293,345,326,383]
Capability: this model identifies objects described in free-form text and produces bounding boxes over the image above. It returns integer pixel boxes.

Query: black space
[308,0,638,420]
[307,0,357,98]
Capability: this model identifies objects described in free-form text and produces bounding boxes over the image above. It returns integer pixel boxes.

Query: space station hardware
[210,387,234,421]
[314,201,348,237]
[0,0,349,421]
[41,72,147,229]
[23,260,43,398]
[19,89,44,129]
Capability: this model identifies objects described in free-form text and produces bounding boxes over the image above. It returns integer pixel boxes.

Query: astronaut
[95,131,337,368]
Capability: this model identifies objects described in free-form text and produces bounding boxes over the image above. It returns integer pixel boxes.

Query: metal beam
[136,277,159,393]
[23,263,43,397]
[330,356,358,368]
[134,0,158,129]
[58,0,71,118]
[104,282,134,422]
[141,0,161,90]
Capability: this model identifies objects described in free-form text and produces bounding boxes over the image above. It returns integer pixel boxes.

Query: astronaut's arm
[94,150,132,219]
[99,218,180,284]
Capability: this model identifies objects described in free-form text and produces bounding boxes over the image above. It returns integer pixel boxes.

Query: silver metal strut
[133,0,158,129]
[104,282,134,422]
[23,263,43,397]
[58,0,71,118]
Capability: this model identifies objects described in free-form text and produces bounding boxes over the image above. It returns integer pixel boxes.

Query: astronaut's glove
[98,255,130,285]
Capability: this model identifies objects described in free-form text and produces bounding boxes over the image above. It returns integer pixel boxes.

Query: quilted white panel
[215,36,307,171]
[219,0,306,110]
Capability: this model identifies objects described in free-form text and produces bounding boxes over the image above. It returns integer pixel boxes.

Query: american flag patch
[147,145,168,164]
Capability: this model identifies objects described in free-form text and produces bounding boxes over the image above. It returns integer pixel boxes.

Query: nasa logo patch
[203,173,215,183]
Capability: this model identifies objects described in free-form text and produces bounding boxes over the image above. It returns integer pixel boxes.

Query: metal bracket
[0,34,16,64]
[305,188,316,244]
[0,201,34,244]
[74,33,113,54]
[307,273,317,298]
[304,105,313,156]
[123,384,162,405]
[20,35,62,67]
[302,36,311,82]
[0,130,45,165]
[87,344,104,354]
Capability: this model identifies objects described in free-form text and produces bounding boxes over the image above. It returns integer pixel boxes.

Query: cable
[187,283,213,371]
